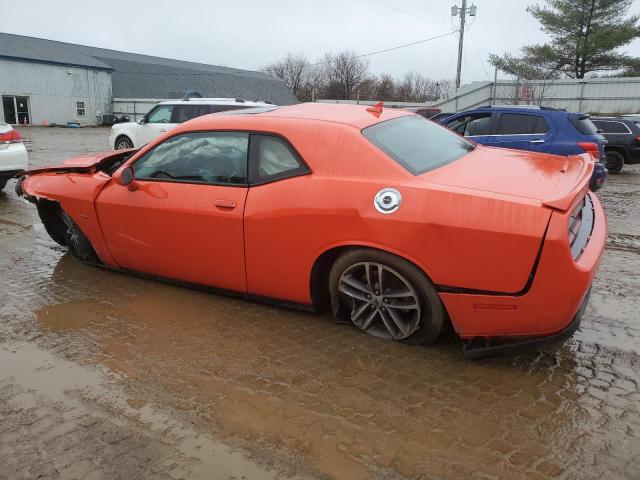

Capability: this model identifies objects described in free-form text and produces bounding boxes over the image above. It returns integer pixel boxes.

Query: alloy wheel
[338,262,421,340]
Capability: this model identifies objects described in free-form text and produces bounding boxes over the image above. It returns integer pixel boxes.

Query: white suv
[109,98,275,150]
[0,122,28,191]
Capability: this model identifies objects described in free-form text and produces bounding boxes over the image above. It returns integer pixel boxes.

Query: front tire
[605,150,624,174]
[115,135,134,150]
[60,211,100,264]
[329,248,445,345]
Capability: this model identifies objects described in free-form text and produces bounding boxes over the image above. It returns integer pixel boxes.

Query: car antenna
[366,101,384,117]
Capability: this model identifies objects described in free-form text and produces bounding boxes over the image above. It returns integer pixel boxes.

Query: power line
[310,30,459,66]
[366,0,445,26]
[115,31,459,75]
[467,28,490,80]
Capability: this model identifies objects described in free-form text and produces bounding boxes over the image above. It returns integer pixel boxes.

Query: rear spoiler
[542,153,594,211]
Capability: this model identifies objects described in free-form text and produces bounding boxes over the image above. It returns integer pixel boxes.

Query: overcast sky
[3,0,640,84]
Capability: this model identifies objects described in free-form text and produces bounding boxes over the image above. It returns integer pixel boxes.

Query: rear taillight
[0,129,22,143]
[578,141,600,159]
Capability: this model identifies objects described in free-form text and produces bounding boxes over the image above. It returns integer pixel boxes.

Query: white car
[0,122,28,191]
[109,98,275,150]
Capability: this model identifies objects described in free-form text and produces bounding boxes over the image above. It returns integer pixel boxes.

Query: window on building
[76,101,86,116]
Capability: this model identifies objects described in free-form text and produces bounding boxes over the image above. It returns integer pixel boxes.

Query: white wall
[111,98,167,121]
[0,58,112,126]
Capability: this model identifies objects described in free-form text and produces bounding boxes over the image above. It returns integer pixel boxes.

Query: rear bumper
[463,288,590,359]
[590,162,607,191]
[0,142,28,174]
[441,192,606,346]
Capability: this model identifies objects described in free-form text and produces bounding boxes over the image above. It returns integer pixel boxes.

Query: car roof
[158,98,275,107]
[257,103,411,128]
[184,103,413,130]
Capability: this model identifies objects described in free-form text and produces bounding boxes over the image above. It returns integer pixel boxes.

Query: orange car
[17,103,606,358]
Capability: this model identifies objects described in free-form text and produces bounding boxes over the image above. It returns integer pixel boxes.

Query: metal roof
[0,32,292,104]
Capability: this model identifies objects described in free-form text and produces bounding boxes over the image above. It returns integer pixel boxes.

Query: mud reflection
[34,253,639,479]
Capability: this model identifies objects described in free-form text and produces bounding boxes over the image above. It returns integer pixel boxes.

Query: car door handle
[159,128,167,132]
[530,139,545,144]
[215,199,237,209]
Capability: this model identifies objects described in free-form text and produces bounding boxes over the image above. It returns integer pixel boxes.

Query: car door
[243,134,313,302]
[137,105,176,146]
[95,131,249,291]
[443,113,492,144]
[486,113,553,153]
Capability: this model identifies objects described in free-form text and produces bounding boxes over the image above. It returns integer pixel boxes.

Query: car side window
[172,105,210,123]
[495,113,549,135]
[249,135,310,184]
[446,114,492,137]
[133,132,249,185]
[146,105,173,124]
[592,120,631,134]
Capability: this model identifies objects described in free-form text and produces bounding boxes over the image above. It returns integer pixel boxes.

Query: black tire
[329,248,445,345]
[115,135,134,150]
[0,178,7,191]
[605,150,624,174]
[60,211,100,264]
[14,176,24,197]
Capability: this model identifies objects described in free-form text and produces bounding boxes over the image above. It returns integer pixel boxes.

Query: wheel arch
[604,144,629,161]
[309,242,438,312]
[115,134,134,149]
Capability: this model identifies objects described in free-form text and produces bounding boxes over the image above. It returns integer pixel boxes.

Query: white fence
[433,77,640,114]
[318,77,640,115]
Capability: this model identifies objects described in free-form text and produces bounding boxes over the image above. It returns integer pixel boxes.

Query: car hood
[18,150,135,176]
[421,146,594,211]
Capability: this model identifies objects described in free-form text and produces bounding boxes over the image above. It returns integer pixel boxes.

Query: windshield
[362,116,475,175]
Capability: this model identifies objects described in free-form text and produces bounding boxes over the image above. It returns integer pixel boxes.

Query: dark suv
[439,106,608,190]
[591,117,640,173]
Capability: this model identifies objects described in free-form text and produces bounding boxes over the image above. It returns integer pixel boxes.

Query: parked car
[108,97,275,150]
[429,112,455,123]
[403,106,441,119]
[439,106,608,190]
[18,103,606,358]
[620,114,640,123]
[0,122,28,190]
[591,117,640,173]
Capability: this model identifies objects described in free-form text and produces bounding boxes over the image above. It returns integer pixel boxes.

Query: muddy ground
[0,127,639,480]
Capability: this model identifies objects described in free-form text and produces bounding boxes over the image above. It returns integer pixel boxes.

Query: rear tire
[605,150,624,174]
[115,136,134,150]
[329,248,445,345]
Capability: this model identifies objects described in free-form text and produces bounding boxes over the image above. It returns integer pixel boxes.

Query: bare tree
[322,51,370,100]
[263,52,322,102]
[375,74,396,100]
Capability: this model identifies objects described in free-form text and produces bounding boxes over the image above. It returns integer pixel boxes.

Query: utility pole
[452,1,477,91]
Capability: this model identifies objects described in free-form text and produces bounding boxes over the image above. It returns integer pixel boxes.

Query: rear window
[363,116,475,175]
[570,115,598,135]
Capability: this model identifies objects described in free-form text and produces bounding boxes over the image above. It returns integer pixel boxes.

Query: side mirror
[137,117,145,125]
[117,166,138,191]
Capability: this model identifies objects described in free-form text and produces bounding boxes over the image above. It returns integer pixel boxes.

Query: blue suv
[439,106,607,190]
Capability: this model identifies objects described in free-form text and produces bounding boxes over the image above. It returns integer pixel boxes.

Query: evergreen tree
[490,0,640,78]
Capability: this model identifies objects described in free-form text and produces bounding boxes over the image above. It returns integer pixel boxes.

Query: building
[0,32,292,126]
